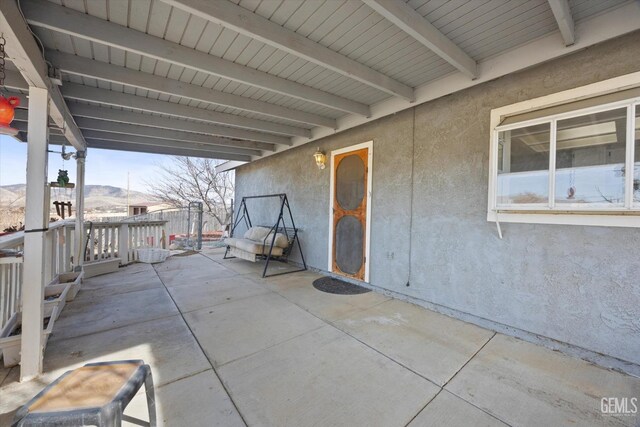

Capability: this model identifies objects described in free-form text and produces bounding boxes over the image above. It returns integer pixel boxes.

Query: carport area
[1,248,638,426]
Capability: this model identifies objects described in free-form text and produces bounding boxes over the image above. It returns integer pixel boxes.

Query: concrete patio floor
[1,248,638,426]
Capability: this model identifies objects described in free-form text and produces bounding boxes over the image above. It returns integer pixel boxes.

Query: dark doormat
[172,250,199,257]
[312,277,371,295]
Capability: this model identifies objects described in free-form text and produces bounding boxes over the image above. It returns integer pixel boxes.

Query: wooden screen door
[331,146,370,281]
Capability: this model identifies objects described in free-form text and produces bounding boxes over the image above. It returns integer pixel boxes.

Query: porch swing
[223,194,307,278]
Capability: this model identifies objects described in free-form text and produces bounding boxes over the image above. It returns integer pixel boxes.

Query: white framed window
[488,72,640,227]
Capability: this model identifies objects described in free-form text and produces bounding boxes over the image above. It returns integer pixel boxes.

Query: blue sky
[0,134,171,193]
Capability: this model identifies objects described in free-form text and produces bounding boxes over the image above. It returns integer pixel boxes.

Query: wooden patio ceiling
[2,0,639,164]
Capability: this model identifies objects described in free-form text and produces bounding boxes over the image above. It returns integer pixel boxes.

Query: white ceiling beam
[11,108,32,121]
[11,120,71,137]
[235,1,640,166]
[21,0,370,117]
[12,115,259,156]
[2,69,29,90]
[12,100,59,129]
[161,0,415,101]
[72,117,265,157]
[215,160,247,172]
[80,129,258,158]
[0,0,85,150]
[46,133,251,162]
[49,135,248,162]
[12,59,309,137]
[83,140,251,161]
[46,50,336,129]
[61,83,310,138]
[548,0,576,46]
[6,122,30,142]
[67,102,287,147]
[362,0,477,79]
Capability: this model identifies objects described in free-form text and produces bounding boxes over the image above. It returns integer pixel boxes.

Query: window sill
[487,210,640,228]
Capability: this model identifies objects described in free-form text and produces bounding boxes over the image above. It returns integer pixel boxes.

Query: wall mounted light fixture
[313,147,326,170]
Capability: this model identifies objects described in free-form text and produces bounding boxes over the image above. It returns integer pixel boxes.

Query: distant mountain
[0,184,157,209]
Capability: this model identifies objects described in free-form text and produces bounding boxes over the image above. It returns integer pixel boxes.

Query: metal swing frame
[224,193,307,278]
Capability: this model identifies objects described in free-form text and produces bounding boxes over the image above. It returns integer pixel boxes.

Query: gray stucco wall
[234,31,640,366]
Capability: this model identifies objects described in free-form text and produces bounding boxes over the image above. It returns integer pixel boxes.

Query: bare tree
[0,196,26,232]
[146,157,234,226]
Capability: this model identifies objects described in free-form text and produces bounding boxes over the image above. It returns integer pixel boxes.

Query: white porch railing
[0,231,25,333]
[85,222,118,262]
[45,222,76,285]
[84,220,167,263]
[0,221,75,333]
[0,220,167,333]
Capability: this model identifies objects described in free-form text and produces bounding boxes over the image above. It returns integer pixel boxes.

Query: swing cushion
[240,227,289,248]
[235,240,284,256]
[225,226,291,258]
[266,232,289,249]
[224,238,284,257]
[243,227,271,241]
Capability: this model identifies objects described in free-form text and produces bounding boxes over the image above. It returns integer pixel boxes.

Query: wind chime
[50,143,75,219]
[0,33,21,137]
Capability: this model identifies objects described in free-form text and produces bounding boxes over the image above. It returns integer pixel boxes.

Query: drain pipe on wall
[406,107,417,287]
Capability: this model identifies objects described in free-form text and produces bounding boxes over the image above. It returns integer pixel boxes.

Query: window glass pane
[635,106,640,206]
[555,108,626,206]
[497,123,550,206]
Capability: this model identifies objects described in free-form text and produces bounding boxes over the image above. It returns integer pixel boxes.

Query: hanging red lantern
[0,96,19,136]
[0,33,20,136]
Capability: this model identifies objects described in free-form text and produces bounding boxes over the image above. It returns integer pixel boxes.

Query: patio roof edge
[215,161,249,173]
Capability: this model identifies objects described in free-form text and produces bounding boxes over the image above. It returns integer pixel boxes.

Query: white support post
[118,224,129,265]
[74,151,86,270]
[20,87,50,381]
[43,229,53,284]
